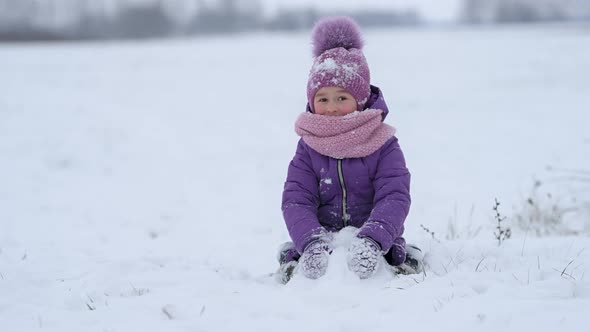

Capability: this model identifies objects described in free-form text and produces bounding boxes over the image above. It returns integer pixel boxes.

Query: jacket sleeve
[282,139,326,253]
[358,137,411,252]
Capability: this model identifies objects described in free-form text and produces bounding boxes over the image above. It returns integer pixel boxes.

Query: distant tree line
[0,0,420,42]
[462,0,590,24]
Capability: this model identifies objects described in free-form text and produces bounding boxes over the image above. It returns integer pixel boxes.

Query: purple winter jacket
[282,86,411,261]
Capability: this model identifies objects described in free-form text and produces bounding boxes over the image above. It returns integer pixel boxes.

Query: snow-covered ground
[1,24,589,331]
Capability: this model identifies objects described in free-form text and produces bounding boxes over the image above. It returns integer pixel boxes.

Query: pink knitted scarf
[295,109,395,159]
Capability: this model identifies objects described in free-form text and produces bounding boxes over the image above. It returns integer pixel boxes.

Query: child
[277,17,423,283]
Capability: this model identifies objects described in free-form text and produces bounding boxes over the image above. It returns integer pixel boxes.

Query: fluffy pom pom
[311,16,364,57]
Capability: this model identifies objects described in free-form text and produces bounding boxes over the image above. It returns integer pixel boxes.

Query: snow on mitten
[347,236,381,279]
[299,240,332,279]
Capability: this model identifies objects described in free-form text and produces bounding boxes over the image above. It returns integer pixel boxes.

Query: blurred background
[0,3,589,329]
[1,0,590,41]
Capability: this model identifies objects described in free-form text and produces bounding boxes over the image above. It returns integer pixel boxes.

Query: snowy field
[1,24,589,331]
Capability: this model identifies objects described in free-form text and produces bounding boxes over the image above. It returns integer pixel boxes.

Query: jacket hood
[305,85,390,121]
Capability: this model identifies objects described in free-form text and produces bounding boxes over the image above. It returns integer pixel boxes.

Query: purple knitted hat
[307,17,371,112]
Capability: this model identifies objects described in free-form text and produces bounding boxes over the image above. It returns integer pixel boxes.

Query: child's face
[313,87,357,116]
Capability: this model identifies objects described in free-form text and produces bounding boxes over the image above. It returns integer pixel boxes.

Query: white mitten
[299,240,331,279]
[347,237,381,279]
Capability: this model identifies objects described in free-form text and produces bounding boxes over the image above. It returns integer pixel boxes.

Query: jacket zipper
[337,159,349,227]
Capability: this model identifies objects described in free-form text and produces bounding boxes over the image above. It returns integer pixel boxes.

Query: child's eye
[317,98,328,102]
[338,96,348,101]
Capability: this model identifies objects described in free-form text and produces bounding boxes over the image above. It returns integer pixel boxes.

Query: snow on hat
[307,16,371,112]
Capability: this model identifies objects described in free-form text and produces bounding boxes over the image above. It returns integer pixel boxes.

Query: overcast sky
[259,0,463,21]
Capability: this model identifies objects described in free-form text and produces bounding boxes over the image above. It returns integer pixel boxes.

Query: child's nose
[327,102,339,113]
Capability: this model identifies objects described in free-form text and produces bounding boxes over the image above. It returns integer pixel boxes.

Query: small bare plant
[446,203,481,240]
[128,282,150,297]
[86,294,96,311]
[162,305,175,320]
[420,224,440,243]
[493,198,511,246]
[514,175,589,236]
